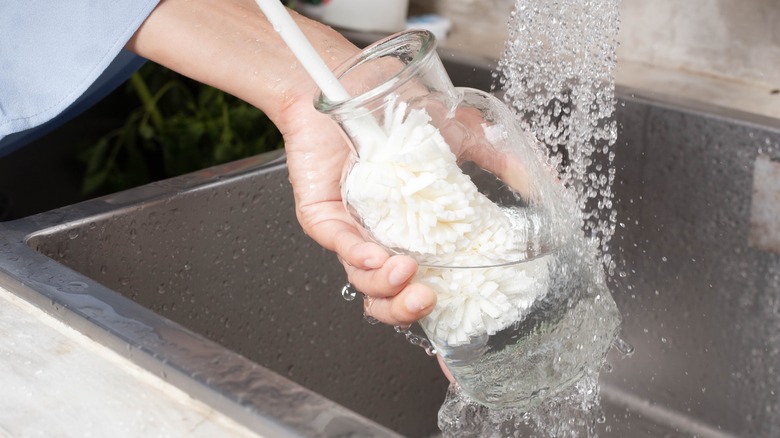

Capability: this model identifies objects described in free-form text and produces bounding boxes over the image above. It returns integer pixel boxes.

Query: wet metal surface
[607,92,780,437]
[749,155,780,254]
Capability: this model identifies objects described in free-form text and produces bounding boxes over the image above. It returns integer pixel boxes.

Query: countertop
[0,285,259,438]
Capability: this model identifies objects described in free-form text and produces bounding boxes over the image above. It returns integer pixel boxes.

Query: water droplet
[64,281,88,292]
[340,283,357,301]
[613,337,635,356]
[394,324,411,333]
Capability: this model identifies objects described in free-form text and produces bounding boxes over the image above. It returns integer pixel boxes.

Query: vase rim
[314,30,437,115]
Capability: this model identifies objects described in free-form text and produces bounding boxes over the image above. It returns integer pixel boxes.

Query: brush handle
[254,0,351,102]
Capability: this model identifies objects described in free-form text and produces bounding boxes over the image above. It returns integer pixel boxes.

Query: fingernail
[404,291,431,313]
[388,266,413,287]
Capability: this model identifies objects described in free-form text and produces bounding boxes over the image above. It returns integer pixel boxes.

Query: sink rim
[0,148,401,438]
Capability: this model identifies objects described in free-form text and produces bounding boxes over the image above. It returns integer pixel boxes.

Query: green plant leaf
[79,63,283,195]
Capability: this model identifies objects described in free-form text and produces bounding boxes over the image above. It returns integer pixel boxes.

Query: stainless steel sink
[2,46,780,437]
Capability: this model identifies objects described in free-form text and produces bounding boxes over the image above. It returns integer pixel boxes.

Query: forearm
[126,0,359,124]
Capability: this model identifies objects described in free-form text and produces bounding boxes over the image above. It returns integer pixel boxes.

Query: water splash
[496,0,621,275]
[439,374,605,438]
[437,0,622,435]
[612,337,635,357]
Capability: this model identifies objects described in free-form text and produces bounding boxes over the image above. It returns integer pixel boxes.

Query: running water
[497,0,621,272]
[437,0,622,436]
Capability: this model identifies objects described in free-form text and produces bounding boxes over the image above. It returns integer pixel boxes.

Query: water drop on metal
[613,337,635,357]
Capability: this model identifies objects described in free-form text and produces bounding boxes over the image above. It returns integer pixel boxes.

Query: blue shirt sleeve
[0,0,160,152]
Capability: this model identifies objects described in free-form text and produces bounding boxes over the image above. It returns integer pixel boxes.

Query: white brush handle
[254,0,387,157]
[254,0,351,102]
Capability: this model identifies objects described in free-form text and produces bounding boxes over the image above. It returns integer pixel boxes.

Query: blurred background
[2,0,776,221]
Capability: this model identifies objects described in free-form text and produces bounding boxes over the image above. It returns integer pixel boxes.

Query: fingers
[332,227,390,272]
[298,205,437,325]
[280,105,437,327]
[337,236,437,325]
[316,221,415,299]
[362,282,437,326]
[342,252,418,298]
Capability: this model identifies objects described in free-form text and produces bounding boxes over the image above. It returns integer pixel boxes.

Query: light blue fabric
[0,0,160,154]
[0,50,147,157]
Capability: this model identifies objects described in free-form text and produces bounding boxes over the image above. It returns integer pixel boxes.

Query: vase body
[315,30,620,410]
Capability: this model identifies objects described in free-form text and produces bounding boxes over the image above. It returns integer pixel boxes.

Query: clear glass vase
[315,30,620,410]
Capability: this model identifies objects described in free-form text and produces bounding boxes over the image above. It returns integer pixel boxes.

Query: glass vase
[315,30,620,410]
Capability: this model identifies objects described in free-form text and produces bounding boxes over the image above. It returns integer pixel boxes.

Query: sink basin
[2,46,780,437]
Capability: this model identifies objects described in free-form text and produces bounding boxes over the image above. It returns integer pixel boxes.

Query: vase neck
[317,31,460,160]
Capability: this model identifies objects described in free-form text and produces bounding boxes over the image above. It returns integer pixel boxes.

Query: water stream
[437,0,623,436]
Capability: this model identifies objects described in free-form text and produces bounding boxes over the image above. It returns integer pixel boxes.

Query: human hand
[127,0,437,326]
[276,91,438,326]
[127,0,436,326]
